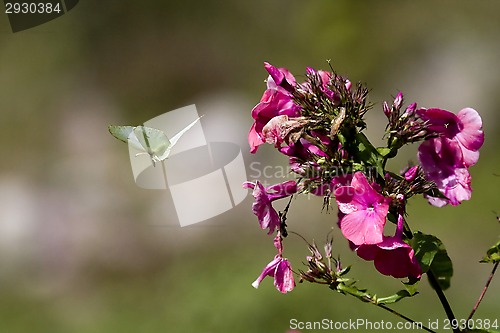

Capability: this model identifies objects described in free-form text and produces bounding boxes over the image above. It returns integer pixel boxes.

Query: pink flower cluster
[244,62,484,293]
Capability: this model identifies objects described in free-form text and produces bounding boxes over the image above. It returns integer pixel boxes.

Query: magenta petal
[417,108,460,136]
[274,259,295,293]
[251,256,281,289]
[350,172,386,208]
[251,89,273,120]
[356,244,377,260]
[442,168,472,206]
[334,186,356,213]
[374,247,413,278]
[251,182,281,234]
[456,107,484,152]
[425,196,449,208]
[375,239,422,279]
[458,148,479,168]
[339,210,385,245]
[335,172,389,245]
[264,62,285,86]
[266,180,298,201]
[242,181,256,190]
[357,237,422,279]
[264,62,296,90]
[331,174,353,188]
[248,123,265,154]
[418,138,463,176]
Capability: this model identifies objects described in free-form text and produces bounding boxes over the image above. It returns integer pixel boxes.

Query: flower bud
[404,165,419,181]
[393,92,403,110]
[383,101,391,118]
[401,102,417,120]
[345,79,352,91]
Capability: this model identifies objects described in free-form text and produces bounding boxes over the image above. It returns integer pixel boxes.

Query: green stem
[427,269,460,333]
[337,284,437,333]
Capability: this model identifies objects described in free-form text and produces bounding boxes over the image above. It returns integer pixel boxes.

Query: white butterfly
[109,116,202,166]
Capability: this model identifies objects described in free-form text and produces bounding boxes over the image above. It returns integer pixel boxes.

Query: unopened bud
[393,92,403,110]
[401,102,417,120]
[404,165,419,181]
[345,79,352,91]
[383,101,391,118]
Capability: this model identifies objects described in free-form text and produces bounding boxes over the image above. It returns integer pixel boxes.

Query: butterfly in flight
[109,116,202,167]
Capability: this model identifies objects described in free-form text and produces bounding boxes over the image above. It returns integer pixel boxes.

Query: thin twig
[376,303,437,333]
[467,262,499,321]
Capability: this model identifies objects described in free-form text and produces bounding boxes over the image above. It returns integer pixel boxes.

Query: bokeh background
[0,1,499,332]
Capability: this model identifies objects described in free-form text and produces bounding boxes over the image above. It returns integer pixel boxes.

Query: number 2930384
[5,2,62,14]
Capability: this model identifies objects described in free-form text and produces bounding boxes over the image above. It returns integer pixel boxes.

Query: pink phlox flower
[417,108,482,206]
[242,180,298,234]
[355,237,422,279]
[264,62,296,93]
[249,88,302,153]
[252,255,295,293]
[354,213,422,279]
[334,172,390,245]
[248,63,302,154]
[418,137,472,206]
[417,107,483,167]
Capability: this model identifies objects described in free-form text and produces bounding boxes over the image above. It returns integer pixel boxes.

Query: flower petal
[252,256,281,289]
[266,180,298,201]
[417,108,460,137]
[456,107,484,152]
[357,236,422,279]
[274,259,295,293]
[250,182,281,234]
[339,210,385,245]
[248,123,265,154]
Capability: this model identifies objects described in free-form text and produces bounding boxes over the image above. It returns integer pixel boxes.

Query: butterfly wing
[109,125,133,143]
[109,125,146,152]
[134,126,171,160]
[156,116,202,161]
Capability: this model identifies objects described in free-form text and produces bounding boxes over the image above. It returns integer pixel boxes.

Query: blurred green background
[0,1,499,332]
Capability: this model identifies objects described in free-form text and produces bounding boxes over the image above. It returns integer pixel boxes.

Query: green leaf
[376,147,392,157]
[375,278,419,305]
[429,247,454,290]
[403,277,420,295]
[353,132,385,177]
[411,232,439,272]
[412,232,454,290]
[480,240,500,263]
[375,290,414,305]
